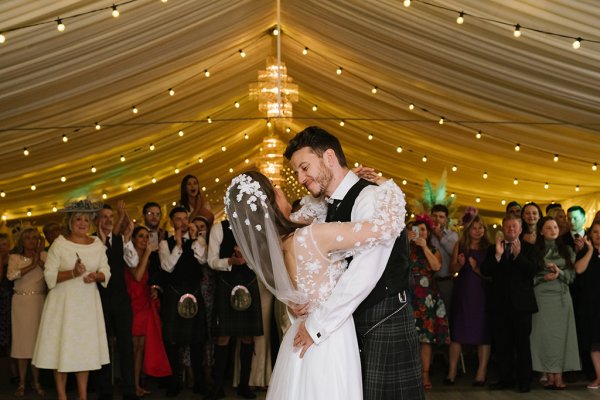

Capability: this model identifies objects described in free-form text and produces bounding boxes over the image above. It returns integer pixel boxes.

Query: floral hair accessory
[224,174,268,232]
[414,213,434,230]
[59,199,103,213]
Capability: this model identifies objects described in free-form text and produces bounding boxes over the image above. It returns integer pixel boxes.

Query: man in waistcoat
[158,206,207,397]
[205,219,263,400]
[285,126,424,400]
[94,203,139,400]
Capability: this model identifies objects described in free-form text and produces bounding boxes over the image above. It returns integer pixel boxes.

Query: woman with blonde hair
[445,214,491,386]
[7,227,47,396]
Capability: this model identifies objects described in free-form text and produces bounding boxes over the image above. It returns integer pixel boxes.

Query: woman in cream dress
[32,201,111,400]
[7,227,47,396]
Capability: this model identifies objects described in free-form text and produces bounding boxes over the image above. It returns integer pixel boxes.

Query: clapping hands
[543,263,560,281]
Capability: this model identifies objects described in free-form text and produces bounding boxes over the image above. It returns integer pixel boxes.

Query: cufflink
[317,332,321,338]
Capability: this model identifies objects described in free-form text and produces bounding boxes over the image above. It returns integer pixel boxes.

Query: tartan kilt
[212,268,263,337]
[354,294,424,400]
[161,285,206,345]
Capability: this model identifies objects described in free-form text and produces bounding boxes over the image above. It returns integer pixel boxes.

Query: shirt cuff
[305,316,325,345]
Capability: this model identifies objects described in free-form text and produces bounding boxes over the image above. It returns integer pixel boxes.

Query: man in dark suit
[480,215,538,393]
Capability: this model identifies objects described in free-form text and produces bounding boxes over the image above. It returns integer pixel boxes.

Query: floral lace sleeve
[310,179,406,261]
[290,194,327,224]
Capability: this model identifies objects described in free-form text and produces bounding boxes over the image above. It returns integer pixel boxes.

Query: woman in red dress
[125,226,172,396]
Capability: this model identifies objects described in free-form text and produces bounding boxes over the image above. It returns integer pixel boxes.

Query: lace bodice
[293,180,406,309]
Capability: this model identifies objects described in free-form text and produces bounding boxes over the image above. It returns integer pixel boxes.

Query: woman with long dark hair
[521,202,543,244]
[179,175,214,225]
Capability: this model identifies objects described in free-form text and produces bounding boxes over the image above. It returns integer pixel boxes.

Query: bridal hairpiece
[225,174,269,232]
[59,199,103,213]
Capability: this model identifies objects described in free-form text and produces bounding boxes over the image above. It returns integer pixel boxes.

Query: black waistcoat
[327,179,410,315]
[219,220,256,285]
[98,234,128,302]
[166,237,203,293]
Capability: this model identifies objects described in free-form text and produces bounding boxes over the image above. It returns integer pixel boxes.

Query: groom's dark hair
[284,126,347,167]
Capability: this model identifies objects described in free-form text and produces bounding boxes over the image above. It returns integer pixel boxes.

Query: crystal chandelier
[250,56,299,118]
[257,135,287,186]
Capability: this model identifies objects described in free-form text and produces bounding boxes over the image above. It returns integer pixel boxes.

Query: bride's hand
[293,321,314,358]
[288,302,310,318]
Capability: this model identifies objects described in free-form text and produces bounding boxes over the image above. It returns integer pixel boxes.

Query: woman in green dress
[530,216,586,389]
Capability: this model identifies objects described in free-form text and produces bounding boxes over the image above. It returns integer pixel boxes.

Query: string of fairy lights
[1,1,599,220]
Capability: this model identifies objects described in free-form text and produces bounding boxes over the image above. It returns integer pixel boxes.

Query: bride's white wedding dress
[266,180,406,400]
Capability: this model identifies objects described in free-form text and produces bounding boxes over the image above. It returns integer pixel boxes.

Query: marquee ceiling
[1,0,599,225]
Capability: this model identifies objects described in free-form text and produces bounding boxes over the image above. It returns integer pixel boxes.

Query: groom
[284,126,424,400]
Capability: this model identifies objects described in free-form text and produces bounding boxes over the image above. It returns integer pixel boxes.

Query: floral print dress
[410,246,450,344]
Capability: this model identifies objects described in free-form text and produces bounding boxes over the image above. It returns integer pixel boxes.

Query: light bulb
[245,159,249,164]
[475,197,481,203]
[312,105,318,111]
[202,186,206,191]
[354,162,359,168]
[132,106,138,114]
[152,177,157,183]
[62,134,68,142]
[198,158,204,163]
[513,24,521,37]
[52,206,58,212]
[451,165,457,172]
[149,143,155,151]
[371,86,378,94]
[57,18,65,32]
[0,191,5,198]
[161,0,168,3]
[402,180,408,185]
[456,12,464,24]
[0,33,5,44]
[368,134,373,140]
[23,147,29,156]
[572,38,582,49]
[266,120,272,127]
[31,184,36,191]
[336,67,343,75]
[102,193,107,199]
[513,178,519,185]
[172,201,177,206]
[239,49,246,58]
[234,101,240,108]
[396,146,403,153]
[272,28,279,36]
[575,185,580,192]
[403,0,411,6]
[476,131,482,139]
[207,117,212,124]
[91,166,97,173]
[514,143,520,151]
[593,163,598,171]
[204,69,210,77]
[174,168,180,174]
[422,155,427,162]
[215,178,220,183]
[501,199,506,205]
[229,168,234,173]
[95,122,101,130]
[553,154,559,162]
[168,88,174,96]
[339,120,345,127]
[544,182,549,189]
[60,176,66,182]
[27,210,32,217]
[450,192,455,198]
[120,155,126,162]
[439,117,445,124]
[178,130,184,137]
[128,186,133,192]
[1,215,6,221]
[302,47,308,55]
[221,146,226,152]
[493,224,497,229]
[286,127,291,133]
[483,172,488,179]
[112,5,119,17]
[409,103,415,110]
[244,133,249,140]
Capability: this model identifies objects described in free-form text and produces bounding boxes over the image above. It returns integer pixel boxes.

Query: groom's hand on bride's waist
[288,302,310,318]
[294,321,314,358]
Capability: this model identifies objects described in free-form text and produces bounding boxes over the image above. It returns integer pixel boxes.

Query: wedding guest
[547,206,568,236]
[574,221,600,389]
[42,222,61,250]
[7,227,47,396]
[179,175,214,226]
[141,202,166,296]
[506,201,522,218]
[142,202,166,240]
[480,215,538,393]
[563,206,586,254]
[32,200,111,400]
[0,233,14,359]
[446,215,491,386]
[125,226,172,397]
[530,216,581,389]
[521,202,542,244]
[430,204,458,323]
[408,219,449,390]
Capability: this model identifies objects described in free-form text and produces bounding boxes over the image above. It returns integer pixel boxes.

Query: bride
[225,171,406,400]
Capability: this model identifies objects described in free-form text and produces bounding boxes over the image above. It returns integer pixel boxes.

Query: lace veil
[224,174,308,306]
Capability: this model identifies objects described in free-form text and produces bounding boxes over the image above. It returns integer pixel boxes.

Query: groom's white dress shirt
[305,171,397,344]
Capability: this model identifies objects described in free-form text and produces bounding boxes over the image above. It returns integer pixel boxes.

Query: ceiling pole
[276,0,282,118]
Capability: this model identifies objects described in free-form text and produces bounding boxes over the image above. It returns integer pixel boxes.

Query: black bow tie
[326,199,342,222]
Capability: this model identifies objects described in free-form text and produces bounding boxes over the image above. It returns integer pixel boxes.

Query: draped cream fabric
[0,0,599,224]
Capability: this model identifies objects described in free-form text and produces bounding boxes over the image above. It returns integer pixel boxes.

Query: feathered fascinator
[412,170,455,216]
[414,214,435,230]
[59,199,103,213]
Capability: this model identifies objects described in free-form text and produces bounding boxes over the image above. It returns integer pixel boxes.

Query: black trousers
[97,294,136,397]
[492,309,533,386]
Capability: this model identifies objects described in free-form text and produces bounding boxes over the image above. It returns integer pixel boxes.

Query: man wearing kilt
[286,126,424,400]
[158,207,208,396]
[205,219,263,400]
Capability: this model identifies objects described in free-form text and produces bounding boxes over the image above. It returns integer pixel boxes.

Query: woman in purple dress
[445,215,491,385]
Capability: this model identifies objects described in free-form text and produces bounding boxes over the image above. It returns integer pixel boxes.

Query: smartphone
[411,225,420,239]
[149,231,159,249]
